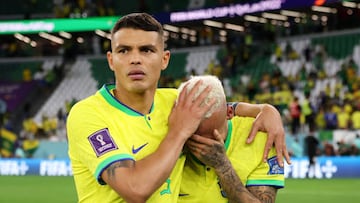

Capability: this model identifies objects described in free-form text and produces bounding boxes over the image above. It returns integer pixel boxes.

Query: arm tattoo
[247,186,277,203]
[215,160,260,203]
[200,143,227,168]
[198,138,278,202]
[105,160,134,180]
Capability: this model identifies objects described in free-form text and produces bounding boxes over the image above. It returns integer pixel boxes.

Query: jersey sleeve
[67,99,135,185]
[231,117,285,188]
[246,147,285,188]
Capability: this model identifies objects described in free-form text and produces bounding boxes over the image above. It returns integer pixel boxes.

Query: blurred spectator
[349,144,359,156]
[0,127,17,157]
[22,67,32,82]
[21,115,38,140]
[33,67,47,87]
[15,136,39,158]
[65,98,78,115]
[41,115,58,139]
[337,105,350,129]
[22,138,39,158]
[289,96,301,136]
[259,73,270,90]
[301,92,316,133]
[303,44,313,62]
[273,84,292,115]
[285,42,299,60]
[315,107,326,130]
[323,141,336,156]
[274,44,283,62]
[44,66,57,88]
[350,105,360,130]
[56,108,67,140]
[14,140,26,158]
[304,132,319,178]
[313,45,325,71]
[337,139,353,156]
[324,105,338,130]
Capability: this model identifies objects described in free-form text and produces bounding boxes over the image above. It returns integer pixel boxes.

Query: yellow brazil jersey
[179,117,284,203]
[67,84,185,203]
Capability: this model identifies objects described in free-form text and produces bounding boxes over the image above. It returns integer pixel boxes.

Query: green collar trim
[224,120,232,151]
[99,84,154,116]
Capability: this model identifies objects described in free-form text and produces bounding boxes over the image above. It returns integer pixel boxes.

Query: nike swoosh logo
[132,143,148,154]
[179,193,189,197]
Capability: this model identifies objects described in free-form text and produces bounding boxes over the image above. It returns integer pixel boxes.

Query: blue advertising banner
[284,156,360,179]
[0,158,72,176]
[0,156,358,178]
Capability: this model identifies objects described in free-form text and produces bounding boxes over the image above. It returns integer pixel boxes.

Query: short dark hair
[111,13,163,36]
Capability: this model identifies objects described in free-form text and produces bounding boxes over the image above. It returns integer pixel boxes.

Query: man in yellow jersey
[179,75,284,203]
[67,13,289,203]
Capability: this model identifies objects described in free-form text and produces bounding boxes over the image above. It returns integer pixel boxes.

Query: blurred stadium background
[1,0,360,202]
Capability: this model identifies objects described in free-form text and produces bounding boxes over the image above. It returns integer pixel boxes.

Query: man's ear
[161,50,170,71]
[226,105,234,120]
[107,51,114,72]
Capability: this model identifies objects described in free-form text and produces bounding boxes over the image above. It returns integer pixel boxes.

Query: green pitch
[277,178,360,203]
[0,176,77,203]
[0,176,359,203]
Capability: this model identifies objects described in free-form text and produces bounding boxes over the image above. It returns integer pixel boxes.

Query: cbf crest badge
[88,128,118,157]
[267,156,284,175]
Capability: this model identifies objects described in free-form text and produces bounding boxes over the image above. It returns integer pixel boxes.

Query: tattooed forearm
[215,160,261,203]
[106,160,134,179]
[200,143,227,168]
[247,186,277,203]
[196,136,278,203]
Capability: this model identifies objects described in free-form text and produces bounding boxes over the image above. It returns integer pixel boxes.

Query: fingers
[261,132,275,162]
[189,134,215,145]
[263,136,292,167]
[283,146,292,165]
[185,139,198,153]
[246,124,258,144]
[177,80,207,107]
[274,134,292,166]
[192,85,215,110]
[187,134,222,155]
[262,140,273,163]
[186,135,207,157]
[170,80,214,139]
[274,143,292,167]
[186,80,208,106]
[274,148,284,167]
[178,79,215,115]
[213,129,224,144]
[246,118,263,144]
[176,82,189,105]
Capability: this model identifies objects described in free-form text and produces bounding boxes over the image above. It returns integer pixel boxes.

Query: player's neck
[114,88,155,115]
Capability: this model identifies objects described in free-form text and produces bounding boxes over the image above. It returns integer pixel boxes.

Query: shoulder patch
[88,128,118,157]
[267,156,284,175]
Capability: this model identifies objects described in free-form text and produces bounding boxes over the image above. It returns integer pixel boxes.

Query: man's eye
[142,48,153,53]
[118,49,127,53]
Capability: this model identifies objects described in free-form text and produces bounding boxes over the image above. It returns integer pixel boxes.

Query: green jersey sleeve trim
[95,153,135,185]
[246,179,285,188]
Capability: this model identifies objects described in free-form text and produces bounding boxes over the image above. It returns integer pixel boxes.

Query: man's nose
[130,51,141,64]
